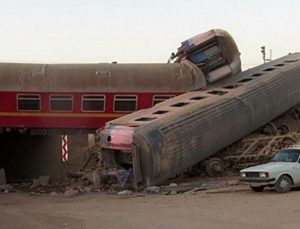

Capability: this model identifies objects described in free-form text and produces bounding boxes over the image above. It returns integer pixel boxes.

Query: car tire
[250,186,265,192]
[275,175,292,193]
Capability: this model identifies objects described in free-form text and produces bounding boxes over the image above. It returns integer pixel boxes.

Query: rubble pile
[0,160,240,197]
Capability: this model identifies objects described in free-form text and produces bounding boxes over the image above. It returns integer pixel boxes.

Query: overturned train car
[99,53,300,188]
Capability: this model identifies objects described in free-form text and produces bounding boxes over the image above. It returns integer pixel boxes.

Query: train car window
[135,117,157,122]
[251,73,263,77]
[223,85,239,89]
[114,95,137,112]
[207,90,228,96]
[238,78,253,83]
[17,95,40,111]
[170,102,189,107]
[82,95,105,112]
[190,96,207,100]
[263,68,275,72]
[153,95,175,106]
[274,63,285,67]
[153,110,169,114]
[50,95,73,112]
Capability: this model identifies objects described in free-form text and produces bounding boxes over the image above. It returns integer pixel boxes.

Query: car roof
[286,145,300,150]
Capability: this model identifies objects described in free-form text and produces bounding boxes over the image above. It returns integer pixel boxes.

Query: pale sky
[0,0,299,69]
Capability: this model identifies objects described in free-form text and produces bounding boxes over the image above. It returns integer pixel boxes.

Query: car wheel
[275,175,292,193]
[250,186,265,192]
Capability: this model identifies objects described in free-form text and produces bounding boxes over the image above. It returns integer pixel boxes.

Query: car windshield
[272,149,300,162]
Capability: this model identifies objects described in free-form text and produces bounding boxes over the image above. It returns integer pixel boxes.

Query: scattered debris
[0,179,239,196]
[160,183,197,194]
[63,187,80,198]
[50,191,58,196]
[168,183,178,187]
[0,182,67,195]
[145,182,229,195]
[145,186,161,194]
[82,170,101,186]
[0,184,13,193]
[117,190,133,196]
[169,191,177,195]
[0,157,239,197]
[83,186,92,193]
[117,169,133,187]
[32,175,50,186]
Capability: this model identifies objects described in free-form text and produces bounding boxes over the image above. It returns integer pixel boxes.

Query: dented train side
[100,53,300,188]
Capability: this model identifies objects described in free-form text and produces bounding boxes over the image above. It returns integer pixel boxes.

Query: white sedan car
[240,145,300,193]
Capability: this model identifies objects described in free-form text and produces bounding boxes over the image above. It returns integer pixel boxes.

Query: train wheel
[277,125,290,134]
[262,122,277,135]
[205,158,225,177]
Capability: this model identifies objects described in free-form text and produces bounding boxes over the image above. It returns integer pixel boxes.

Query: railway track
[215,107,300,171]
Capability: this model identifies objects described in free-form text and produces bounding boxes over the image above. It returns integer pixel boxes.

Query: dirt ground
[1,178,300,229]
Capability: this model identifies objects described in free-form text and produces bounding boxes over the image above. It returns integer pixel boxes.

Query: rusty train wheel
[262,122,277,135]
[205,158,225,177]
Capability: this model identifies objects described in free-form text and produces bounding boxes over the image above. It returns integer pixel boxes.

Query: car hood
[241,162,294,172]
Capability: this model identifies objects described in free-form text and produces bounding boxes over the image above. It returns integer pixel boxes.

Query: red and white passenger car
[0,29,241,134]
[0,62,205,134]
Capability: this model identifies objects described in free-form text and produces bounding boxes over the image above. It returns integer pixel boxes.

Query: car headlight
[259,171,270,177]
[240,172,246,177]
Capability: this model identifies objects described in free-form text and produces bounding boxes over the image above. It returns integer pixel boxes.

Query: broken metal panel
[100,53,300,187]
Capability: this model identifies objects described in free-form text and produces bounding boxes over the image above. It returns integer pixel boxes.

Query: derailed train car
[99,53,300,188]
[0,29,240,132]
[0,62,205,132]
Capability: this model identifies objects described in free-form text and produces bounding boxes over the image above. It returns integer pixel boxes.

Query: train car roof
[106,53,300,127]
[0,61,206,93]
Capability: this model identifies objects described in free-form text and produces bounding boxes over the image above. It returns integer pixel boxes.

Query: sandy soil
[0,180,299,229]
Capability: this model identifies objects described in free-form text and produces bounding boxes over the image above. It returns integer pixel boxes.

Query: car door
[291,156,300,185]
